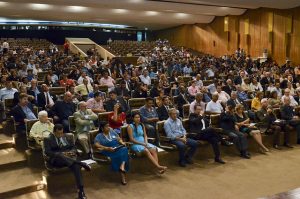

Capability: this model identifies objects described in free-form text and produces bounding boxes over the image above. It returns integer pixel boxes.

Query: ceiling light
[113,9,128,14]
[128,0,143,3]
[29,3,52,11]
[175,13,189,19]
[0,1,8,7]
[67,6,88,12]
[145,11,158,16]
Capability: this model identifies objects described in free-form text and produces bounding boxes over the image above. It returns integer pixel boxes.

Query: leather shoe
[221,139,234,146]
[273,145,282,150]
[283,144,294,148]
[215,158,226,164]
[78,190,87,199]
[185,157,194,164]
[80,163,91,171]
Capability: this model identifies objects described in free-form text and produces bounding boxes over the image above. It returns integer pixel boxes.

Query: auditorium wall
[154,7,300,65]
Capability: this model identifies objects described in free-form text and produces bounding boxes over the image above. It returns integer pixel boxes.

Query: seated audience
[52,92,76,132]
[74,101,98,156]
[43,124,91,199]
[189,105,225,164]
[205,93,223,114]
[75,78,93,101]
[256,98,288,149]
[220,105,250,159]
[108,103,126,134]
[115,81,130,99]
[0,81,18,122]
[29,110,54,146]
[227,91,243,108]
[157,96,174,121]
[234,104,269,153]
[86,91,106,114]
[94,122,129,185]
[177,86,190,117]
[139,97,159,144]
[268,91,281,108]
[37,84,57,112]
[216,85,230,105]
[281,88,298,107]
[280,96,300,145]
[10,93,37,133]
[128,113,167,174]
[189,92,206,114]
[187,80,200,98]
[164,108,198,167]
[251,91,263,111]
[106,90,130,115]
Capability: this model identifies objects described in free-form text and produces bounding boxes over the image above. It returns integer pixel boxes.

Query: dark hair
[54,124,64,132]
[94,91,100,97]
[145,97,154,102]
[99,121,109,131]
[109,90,117,95]
[194,104,202,110]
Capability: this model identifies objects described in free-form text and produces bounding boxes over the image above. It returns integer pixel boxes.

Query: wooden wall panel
[155,7,300,65]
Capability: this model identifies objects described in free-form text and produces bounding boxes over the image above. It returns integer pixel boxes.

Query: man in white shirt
[206,93,224,114]
[281,88,298,107]
[139,70,151,86]
[77,72,93,85]
[194,74,203,88]
[2,40,9,54]
[217,85,230,104]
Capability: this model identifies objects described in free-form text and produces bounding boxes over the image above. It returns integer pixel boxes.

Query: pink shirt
[86,98,104,110]
[100,76,115,88]
[188,86,200,96]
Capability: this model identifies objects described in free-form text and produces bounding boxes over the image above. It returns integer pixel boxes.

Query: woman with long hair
[94,122,129,185]
[235,104,269,153]
[127,113,167,174]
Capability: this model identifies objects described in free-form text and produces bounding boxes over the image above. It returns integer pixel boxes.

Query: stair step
[0,148,27,170]
[9,190,49,199]
[0,168,45,198]
[0,133,14,149]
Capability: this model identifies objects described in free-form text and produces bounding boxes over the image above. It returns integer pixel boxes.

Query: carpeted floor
[12,146,300,199]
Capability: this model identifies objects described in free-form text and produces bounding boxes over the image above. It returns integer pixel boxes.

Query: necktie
[45,92,49,105]
[85,85,89,94]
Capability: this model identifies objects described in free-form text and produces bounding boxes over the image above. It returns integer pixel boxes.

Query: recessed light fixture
[67,6,88,12]
[112,9,128,14]
[175,13,189,18]
[128,0,143,3]
[164,9,176,12]
[0,1,8,7]
[29,3,52,11]
[145,11,158,16]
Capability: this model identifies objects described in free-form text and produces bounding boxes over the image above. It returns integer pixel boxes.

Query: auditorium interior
[1,0,300,199]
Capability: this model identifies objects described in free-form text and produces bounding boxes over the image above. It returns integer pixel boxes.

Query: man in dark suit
[222,79,236,96]
[280,96,300,145]
[226,91,243,108]
[256,99,288,149]
[43,124,91,199]
[220,105,250,159]
[28,79,41,103]
[37,84,57,111]
[177,86,190,117]
[115,81,130,99]
[105,90,130,115]
[189,104,225,164]
[10,93,37,133]
[157,96,173,121]
[51,92,76,132]
[260,72,274,90]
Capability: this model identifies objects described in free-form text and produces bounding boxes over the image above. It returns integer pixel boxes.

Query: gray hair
[38,110,48,118]
[168,108,177,115]
[261,98,268,104]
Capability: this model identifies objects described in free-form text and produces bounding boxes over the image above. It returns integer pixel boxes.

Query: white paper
[81,159,97,165]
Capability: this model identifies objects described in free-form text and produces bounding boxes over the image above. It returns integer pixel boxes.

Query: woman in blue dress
[94,122,129,185]
[127,113,167,174]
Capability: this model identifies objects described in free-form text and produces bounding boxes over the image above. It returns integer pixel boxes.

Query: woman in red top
[59,74,75,88]
[108,103,126,134]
